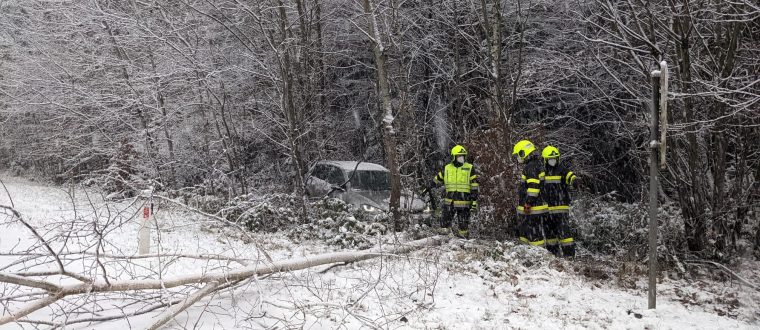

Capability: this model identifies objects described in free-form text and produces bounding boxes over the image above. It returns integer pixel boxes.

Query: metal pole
[648,70,661,309]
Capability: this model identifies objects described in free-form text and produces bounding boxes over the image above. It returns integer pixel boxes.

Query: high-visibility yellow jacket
[434,162,479,208]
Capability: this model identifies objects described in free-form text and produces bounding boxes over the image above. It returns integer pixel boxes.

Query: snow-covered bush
[222,194,301,232]
[445,240,553,281]
[8,160,24,177]
[184,192,391,248]
[185,194,226,215]
[572,196,684,258]
[288,199,390,249]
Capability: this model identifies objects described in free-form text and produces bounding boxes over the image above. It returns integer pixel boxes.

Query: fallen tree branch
[1,251,252,267]
[147,281,221,330]
[0,178,14,208]
[318,262,349,274]
[0,205,78,282]
[0,273,60,292]
[79,251,252,266]
[15,297,186,327]
[1,235,448,326]
[58,236,447,294]
[0,294,61,324]
[10,270,95,284]
[684,259,759,291]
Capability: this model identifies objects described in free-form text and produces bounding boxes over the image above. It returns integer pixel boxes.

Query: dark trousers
[441,205,471,231]
[545,213,576,257]
[518,214,546,246]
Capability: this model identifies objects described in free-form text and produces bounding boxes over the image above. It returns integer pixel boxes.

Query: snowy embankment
[0,175,757,329]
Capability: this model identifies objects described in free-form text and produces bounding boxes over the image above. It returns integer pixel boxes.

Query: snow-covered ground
[1,175,758,329]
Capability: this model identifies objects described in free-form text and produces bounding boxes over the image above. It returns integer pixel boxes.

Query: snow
[1,175,758,329]
[383,112,394,125]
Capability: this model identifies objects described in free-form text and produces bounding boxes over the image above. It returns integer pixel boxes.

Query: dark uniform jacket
[542,161,576,213]
[517,154,548,215]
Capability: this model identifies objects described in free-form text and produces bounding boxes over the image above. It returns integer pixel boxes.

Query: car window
[311,165,327,180]
[324,166,345,185]
[349,170,390,191]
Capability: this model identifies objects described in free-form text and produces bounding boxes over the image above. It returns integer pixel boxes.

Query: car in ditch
[305,161,428,214]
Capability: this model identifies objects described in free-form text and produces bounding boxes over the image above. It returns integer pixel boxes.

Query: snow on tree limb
[0,205,93,284]
[0,294,61,325]
[0,235,447,325]
[685,260,759,292]
[0,273,59,293]
[147,281,222,330]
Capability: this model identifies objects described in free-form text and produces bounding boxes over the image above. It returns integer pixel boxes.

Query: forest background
[0,0,758,259]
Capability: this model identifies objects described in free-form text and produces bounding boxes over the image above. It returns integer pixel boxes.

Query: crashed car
[305,161,428,214]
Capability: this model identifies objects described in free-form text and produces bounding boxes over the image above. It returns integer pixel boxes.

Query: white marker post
[138,186,154,255]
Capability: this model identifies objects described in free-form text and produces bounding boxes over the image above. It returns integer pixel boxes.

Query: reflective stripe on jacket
[542,161,576,208]
[517,154,547,210]
[435,162,479,208]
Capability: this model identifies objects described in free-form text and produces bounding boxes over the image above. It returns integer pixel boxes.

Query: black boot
[561,244,576,258]
[546,244,560,257]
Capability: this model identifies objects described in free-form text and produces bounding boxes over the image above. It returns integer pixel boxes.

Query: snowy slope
[0,175,757,329]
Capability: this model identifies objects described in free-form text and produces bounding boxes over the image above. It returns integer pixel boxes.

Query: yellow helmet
[451,145,468,156]
[512,140,535,160]
[542,146,560,159]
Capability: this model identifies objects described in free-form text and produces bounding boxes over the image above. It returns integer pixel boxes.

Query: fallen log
[0,235,448,326]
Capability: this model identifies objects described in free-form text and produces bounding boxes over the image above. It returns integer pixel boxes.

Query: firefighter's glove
[470,201,478,213]
[523,203,531,215]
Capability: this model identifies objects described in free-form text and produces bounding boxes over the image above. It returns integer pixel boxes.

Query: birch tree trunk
[479,0,504,123]
[362,0,402,229]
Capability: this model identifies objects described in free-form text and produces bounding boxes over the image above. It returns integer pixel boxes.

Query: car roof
[316,161,389,172]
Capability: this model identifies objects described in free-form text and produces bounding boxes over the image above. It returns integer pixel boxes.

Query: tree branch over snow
[0,223,447,327]
[0,205,92,284]
[147,280,222,330]
[684,260,760,292]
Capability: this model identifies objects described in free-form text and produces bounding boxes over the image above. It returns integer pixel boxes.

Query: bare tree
[578,0,759,255]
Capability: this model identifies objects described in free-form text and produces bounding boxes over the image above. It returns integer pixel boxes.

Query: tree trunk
[362,0,402,229]
[448,0,462,145]
[101,17,161,181]
[673,10,705,252]
[508,0,525,126]
[478,0,503,123]
[312,0,326,111]
[390,0,416,212]
[712,18,742,253]
[277,0,309,222]
[207,87,239,196]
[488,0,504,123]
[148,50,177,189]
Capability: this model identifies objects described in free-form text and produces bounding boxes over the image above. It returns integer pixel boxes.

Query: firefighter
[513,140,549,247]
[541,145,577,257]
[434,145,479,238]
